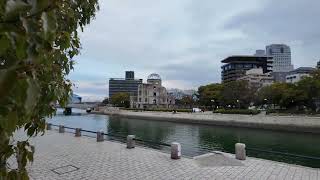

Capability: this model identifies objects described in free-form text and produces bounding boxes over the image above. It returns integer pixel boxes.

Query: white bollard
[75,128,82,137]
[171,142,181,159]
[235,143,246,160]
[97,130,104,142]
[127,135,135,149]
[59,125,65,133]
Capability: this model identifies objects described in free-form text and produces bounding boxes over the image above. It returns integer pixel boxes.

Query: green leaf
[0,35,10,54]
[15,35,27,60]
[5,111,18,134]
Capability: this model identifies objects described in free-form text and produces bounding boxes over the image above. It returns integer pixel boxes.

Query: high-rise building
[317,60,320,69]
[266,44,293,72]
[221,55,273,83]
[109,71,142,98]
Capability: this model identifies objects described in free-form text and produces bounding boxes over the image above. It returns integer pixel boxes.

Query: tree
[197,83,223,107]
[110,93,130,108]
[101,98,109,105]
[219,80,253,108]
[296,70,320,110]
[175,95,196,107]
[0,0,99,179]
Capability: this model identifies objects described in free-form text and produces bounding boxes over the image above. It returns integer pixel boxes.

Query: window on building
[139,98,141,102]
[153,99,156,104]
[153,92,156,96]
[145,98,147,102]
[280,47,284,53]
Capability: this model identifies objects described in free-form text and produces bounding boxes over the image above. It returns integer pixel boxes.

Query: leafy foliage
[0,0,99,178]
[255,70,320,110]
[175,95,196,107]
[197,81,253,109]
[197,83,223,106]
[198,70,320,112]
[110,93,130,108]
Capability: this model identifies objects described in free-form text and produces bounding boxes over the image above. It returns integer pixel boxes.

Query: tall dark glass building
[109,71,143,98]
[221,55,273,83]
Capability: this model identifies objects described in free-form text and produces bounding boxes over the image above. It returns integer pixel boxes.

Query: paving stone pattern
[26,131,319,180]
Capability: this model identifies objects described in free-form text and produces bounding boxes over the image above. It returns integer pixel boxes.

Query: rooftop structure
[286,67,316,83]
[238,68,274,89]
[254,50,266,56]
[221,55,273,83]
[109,71,142,98]
[125,71,135,80]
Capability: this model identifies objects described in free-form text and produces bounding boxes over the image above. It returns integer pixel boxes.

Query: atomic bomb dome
[147,73,161,80]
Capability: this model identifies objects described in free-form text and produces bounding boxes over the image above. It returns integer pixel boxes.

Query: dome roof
[147,73,161,80]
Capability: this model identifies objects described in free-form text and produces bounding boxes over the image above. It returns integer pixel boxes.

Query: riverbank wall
[92,109,320,134]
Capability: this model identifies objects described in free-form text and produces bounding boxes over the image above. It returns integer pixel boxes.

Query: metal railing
[49,123,170,147]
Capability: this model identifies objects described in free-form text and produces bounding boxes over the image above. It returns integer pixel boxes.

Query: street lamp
[211,99,215,110]
[236,99,240,109]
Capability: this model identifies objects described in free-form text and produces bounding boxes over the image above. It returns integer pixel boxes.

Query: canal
[49,109,320,168]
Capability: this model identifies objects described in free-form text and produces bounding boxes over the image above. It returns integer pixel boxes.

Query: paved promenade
[24,131,319,180]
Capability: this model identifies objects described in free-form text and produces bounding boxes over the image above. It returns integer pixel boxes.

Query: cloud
[71,0,320,100]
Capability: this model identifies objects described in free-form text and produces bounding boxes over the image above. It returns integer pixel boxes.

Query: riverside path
[18,130,320,180]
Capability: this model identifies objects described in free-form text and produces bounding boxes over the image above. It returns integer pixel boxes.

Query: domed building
[130,73,175,109]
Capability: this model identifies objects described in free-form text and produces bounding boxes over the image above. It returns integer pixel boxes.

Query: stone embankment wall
[94,108,320,133]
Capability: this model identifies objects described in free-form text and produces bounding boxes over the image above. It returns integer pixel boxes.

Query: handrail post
[59,125,65,133]
[171,142,181,159]
[75,128,82,137]
[97,130,104,142]
[127,135,135,149]
[46,123,52,130]
[235,143,246,160]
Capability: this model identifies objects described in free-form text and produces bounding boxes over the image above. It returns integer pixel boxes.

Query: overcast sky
[70,0,320,101]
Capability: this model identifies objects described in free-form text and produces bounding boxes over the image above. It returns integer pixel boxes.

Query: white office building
[286,67,315,83]
[266,44,293,72]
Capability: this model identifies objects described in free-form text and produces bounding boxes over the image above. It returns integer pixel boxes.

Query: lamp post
[211,99,215,111]
[236,99,240,109]
[264,98,268,109]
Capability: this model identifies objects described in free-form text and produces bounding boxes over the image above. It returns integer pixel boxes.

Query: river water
[48,109,320,168]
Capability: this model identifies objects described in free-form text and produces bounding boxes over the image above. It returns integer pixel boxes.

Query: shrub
[213,109,261,115]
[121,108,192,113]
[266,109,319,115]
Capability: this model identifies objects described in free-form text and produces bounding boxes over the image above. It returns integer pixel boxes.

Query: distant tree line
[197,70,320,111]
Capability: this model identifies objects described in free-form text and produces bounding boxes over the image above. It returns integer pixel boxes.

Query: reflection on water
[49,109,320,168]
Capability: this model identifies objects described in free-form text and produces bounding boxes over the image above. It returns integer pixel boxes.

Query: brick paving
[25,131,319,180]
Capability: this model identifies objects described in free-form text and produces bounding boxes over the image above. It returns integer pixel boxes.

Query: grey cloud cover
[70,0,320,100]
